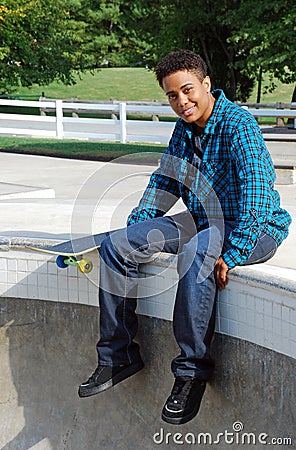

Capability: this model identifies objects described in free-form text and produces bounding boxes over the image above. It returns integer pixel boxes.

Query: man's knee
[99,228,127,261]
[196,225,223,258]
[177,225,223,276]
[99,225,149,265]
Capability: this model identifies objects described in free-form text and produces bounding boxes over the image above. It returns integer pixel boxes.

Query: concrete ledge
[0,240,295,361]
[228,263,296,295]
[138,254,296,360]
[274,165,296,184]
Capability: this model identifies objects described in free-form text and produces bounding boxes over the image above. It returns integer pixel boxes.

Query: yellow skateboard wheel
[78,259,93,273]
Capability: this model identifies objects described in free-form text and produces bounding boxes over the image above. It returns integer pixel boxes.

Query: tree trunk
[209,26,237,100]
[256,66,263,104]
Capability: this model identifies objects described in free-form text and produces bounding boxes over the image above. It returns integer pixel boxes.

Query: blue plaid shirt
[127,90,291,268]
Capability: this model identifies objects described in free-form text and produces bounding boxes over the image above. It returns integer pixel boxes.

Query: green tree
[124,0,255,101]
[2,0,294,100]
[0,0,84,93]
[67,0,122,67]
[0,0,154,91]
[225,0,296,97]
[67,0,154,68]
[129,0,295,102]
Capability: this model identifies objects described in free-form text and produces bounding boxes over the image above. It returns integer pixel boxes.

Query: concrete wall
[0,297,295,450]
[0,245,295,449]
[0,247,295,361]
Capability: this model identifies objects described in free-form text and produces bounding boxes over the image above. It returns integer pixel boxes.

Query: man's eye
[184,87,192,94]
[168,94,176,100]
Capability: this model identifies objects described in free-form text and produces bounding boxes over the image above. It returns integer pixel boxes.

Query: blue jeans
[96,212,277,381]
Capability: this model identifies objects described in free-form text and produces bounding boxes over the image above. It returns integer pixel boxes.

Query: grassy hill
[12,68,165,102]
[11,68,295,104]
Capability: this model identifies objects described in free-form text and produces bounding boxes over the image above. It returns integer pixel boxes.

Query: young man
[78,50,291,425]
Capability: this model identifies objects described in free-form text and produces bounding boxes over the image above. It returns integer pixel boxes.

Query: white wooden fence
[0,99,295,144]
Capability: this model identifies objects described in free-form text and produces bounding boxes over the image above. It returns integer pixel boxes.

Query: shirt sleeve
[222,122,276,269]
[127,144,181,226]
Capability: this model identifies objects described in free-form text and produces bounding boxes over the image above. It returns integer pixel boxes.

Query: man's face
[162,70,214,128]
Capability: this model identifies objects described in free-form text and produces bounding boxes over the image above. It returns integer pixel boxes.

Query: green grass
[12,68,166,102]
[0,136,165,163]
[248,78,295,104]
[11,67,295,104]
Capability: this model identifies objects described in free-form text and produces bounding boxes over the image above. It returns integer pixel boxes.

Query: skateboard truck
[28,231,113,275]
[56,255,93,273]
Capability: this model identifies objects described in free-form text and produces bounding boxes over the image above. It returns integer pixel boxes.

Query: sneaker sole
[161,383,206,425]
[78,361,144,398]
[161,404,200,425]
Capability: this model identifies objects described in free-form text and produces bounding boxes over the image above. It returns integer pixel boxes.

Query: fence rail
[0,99,295,143]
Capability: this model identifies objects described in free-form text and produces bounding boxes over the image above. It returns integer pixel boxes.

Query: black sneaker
[161,376,206,425]
[78,361,144,398]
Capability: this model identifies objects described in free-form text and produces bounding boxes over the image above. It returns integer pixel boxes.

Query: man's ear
[202,76,211,93]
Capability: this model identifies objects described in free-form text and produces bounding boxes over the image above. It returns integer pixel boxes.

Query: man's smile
[182,105,196,117]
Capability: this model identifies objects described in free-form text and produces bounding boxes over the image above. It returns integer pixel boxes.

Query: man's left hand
[214,257,229,290]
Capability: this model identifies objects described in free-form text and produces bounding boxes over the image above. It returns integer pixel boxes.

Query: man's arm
[222,121,276,269]
[127,148,181,226]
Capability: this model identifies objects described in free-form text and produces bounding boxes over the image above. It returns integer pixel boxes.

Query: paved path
[0,151,295,269]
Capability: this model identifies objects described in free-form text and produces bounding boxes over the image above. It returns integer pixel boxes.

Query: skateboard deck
[28,231,111,273]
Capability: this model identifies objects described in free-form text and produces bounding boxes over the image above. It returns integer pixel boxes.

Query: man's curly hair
[155,50,208,88]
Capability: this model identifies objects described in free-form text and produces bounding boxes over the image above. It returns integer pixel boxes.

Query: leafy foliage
[0,0,295,100]
[225,0,296,93]
[131,0,295,101]
[0,0,84,92]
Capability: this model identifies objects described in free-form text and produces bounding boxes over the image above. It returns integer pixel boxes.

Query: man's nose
[178,92,188,107]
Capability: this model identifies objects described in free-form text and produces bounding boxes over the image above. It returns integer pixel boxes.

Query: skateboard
[28,231,111,273]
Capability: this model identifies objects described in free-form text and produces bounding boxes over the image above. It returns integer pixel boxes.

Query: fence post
[55,100,64,138]
[120,102,127,144]
[276,101,285,127]
[291,102,296,129]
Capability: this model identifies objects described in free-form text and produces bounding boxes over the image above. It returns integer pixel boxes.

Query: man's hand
[214,257,229,290]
